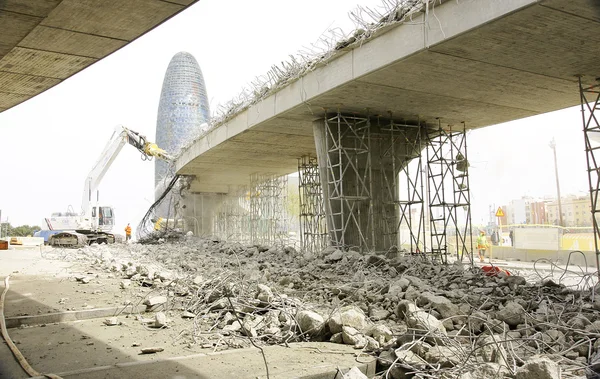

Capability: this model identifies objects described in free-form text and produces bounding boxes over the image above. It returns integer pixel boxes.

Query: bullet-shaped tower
[155,52,210,203]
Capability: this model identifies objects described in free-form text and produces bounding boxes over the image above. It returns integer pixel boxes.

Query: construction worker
[477,230,489,263]
[125,223,132,242]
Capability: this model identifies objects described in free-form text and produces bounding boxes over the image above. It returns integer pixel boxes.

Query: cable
[136,174,181,241]
[0,275,63,379]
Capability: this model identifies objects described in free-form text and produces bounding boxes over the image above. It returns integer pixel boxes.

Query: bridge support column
[213,186,251,243]
[313,113,427,252]
[181,192,224,237]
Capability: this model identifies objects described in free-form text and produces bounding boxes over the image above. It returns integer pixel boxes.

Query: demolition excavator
[46,126,173,247]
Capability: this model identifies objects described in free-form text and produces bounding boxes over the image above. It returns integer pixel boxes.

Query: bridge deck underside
[178,0,600,193]
[0,0,197,113]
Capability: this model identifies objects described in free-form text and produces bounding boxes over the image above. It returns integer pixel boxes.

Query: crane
[46,126,172,246]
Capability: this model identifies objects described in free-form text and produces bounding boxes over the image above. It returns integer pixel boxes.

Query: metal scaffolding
[426,122,473,264]
[324,113,374,251]
[298,155,327,253]
[579,76,600,277]
[377,116,427,254]
[213,186,251,243]
[249,173,289,246]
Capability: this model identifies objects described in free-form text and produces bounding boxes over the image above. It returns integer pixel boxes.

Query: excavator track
[49,231,115,248]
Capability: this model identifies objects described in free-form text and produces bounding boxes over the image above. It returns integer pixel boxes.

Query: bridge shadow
[0,276,209,379]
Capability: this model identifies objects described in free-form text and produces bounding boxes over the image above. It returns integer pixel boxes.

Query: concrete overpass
[0,0,198,113]
[174,0,600,254]
[176,0,600,193]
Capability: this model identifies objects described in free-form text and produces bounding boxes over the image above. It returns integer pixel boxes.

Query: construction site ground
[1,242,599,379]
[0,248,374,379]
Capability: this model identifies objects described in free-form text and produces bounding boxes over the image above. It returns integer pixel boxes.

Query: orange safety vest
[125,226,132,235]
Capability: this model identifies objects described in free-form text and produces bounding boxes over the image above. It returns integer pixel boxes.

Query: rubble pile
[61,239,600,378]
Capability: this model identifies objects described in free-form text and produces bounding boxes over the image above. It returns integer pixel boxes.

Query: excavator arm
[81,126,172,224]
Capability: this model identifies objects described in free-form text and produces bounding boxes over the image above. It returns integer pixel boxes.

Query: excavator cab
[91,206,114,231]
[99,207,114,228]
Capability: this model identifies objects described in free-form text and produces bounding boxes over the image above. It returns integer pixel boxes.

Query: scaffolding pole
[324,113,374,251]
[426,122,473,264]
[377,116,427,254]
[212,186,250,243]
[579,76,600,278]
[250,173,289,246]
[298,155,327,254]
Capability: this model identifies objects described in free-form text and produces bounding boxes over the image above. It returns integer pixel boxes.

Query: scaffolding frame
[426,122,473,264]
[579,76,600,277]
[324,113,374,251]
[298,155,327,253]
[213,186,250,243]
[377,116,427,254]
[249,173,289,246]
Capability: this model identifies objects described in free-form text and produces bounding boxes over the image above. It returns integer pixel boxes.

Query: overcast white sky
[0,0,590,233]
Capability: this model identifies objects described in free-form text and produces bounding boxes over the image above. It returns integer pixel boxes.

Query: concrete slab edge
[29,346,376,379]
[5,305,147,328]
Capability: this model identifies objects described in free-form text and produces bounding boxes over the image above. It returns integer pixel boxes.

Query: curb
[29,345,376,379]
[5,305,147,329]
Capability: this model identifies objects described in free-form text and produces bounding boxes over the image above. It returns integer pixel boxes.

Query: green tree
[0,223,41,237]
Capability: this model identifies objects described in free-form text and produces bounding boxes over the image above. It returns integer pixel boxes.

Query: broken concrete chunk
[417,292,461,319]
[330,332,343,344]
[425,346,461,367]
[495,301,525,327]
[397,301,446,339]
[515,357,561,379]
[341,326,367,348]
[393,349,428,369]
[104,317,119,326]
[141,347,164,354]
[143,296,167,308]
[120,280,131,289]
[325,249,343,262]
[342,367,368,379]
[296,310,324,336]
[369,309,390,321]
[154,312,168,328]
[367,324,393,344]
[329,306,368,334]
[181,311,196,319]
[223,320,243,332]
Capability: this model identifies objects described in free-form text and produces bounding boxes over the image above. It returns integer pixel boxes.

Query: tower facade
[155,52,210,190]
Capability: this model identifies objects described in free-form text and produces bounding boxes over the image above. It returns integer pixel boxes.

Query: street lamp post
[549,138,564,227]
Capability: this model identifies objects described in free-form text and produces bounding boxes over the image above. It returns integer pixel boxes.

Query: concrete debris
[143,296,167,308]
[140,347,164,354]
[341,326,367,348]
[342,367,368,379]
[103,317,119,326]
[495,301,526,327]
[515,357,561,379]
[296,310,324,336]
[65,239,600,378]
[154,312,168,328]
[329,306,368,334]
